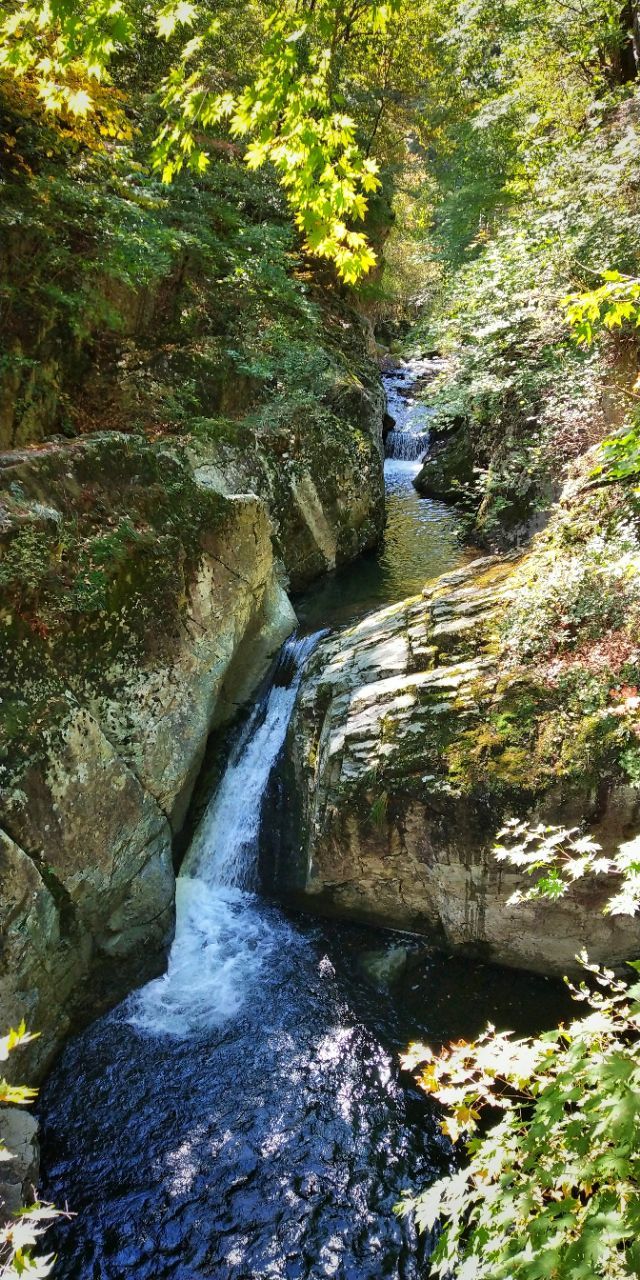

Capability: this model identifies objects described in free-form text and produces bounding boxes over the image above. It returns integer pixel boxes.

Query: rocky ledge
[280,553,640,976]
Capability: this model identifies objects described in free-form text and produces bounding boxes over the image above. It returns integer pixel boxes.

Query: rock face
[0,156,386,592]
[413,421,476,507]
[188,397,384,593]
[0,148,387,1083]
[0,433,297,1079]
[280,556,640,976]
[0,1107,39,1220]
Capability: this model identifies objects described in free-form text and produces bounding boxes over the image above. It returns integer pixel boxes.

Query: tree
[0,0,401,280]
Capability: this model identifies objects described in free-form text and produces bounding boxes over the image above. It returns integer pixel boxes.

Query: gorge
[35,365,577,1278]
[2,3,640,1276]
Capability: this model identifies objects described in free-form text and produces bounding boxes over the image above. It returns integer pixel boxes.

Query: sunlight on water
[130,633,322,1037]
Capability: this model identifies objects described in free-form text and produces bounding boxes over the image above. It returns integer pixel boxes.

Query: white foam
[129,633,322,1037]
[131,881,278,1036]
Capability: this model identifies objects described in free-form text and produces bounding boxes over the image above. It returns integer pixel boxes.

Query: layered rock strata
[281,556,640,975]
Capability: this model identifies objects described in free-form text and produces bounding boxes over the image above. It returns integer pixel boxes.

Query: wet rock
[188,390,385,594]
[283,556,640,976]
[0,355,384,1075]
[359,945,410,988]
[413,424,476,506]
[0,1107,39,1220]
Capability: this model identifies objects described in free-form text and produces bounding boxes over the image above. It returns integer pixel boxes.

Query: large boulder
[279,556,640,976]
[0,434,295,1078]
[188,382,385,593]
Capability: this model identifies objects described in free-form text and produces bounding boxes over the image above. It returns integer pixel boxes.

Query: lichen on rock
[280,508,640,975]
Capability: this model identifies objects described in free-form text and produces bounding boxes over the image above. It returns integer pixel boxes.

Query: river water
[296,360,475,631]
[38,360,568,1279]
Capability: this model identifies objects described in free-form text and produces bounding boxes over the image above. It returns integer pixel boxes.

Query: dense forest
[1,2,640,1278]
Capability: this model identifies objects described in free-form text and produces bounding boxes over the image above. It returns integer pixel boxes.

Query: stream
[296,359,475,631]
[39,360,568,1279]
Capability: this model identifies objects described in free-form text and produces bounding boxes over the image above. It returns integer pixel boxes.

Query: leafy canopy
[564,271,640,347]
[0,0,400,280]
[494,818,640,916]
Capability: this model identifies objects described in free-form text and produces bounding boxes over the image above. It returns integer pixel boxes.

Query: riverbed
[38,360,571,1279]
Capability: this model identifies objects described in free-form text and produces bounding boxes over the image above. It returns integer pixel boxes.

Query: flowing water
[296,360,476,631]
[38,361,569,1279]
[39,634,445,1280]
[383,358,435,462]
[130,633,322,1041]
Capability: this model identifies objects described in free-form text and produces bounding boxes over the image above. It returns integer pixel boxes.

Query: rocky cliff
[280,456,640,974]
[0,399,384,1080]
[0,152,386,1076]
[0,433,295,1073]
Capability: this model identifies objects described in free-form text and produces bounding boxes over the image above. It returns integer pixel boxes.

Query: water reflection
[296,361,475,632]
[297,459,474,632]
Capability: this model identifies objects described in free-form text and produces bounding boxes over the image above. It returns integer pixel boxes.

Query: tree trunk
[611,2,639,83]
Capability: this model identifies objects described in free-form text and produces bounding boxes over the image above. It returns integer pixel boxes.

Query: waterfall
[385,429,429,462]
[130,631,322,1037]
[383,359,438,464]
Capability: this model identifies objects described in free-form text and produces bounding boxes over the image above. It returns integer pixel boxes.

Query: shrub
[399,825,640,1279]
[400,959,640,1280]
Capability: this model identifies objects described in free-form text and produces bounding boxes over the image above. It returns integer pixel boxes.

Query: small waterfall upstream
[132,632,322,1037]
[383,357,439,464]
[384,429,429,462]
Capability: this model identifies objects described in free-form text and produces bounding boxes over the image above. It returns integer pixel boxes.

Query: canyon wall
[0,372,384,1082]
[280,501,640,975]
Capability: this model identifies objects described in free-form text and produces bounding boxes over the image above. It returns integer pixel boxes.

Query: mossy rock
[414,425,477,505]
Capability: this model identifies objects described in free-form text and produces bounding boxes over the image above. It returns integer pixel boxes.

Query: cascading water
[131,632,322,1038]
[384,430,429,462]
[383,358,439,463]
[38,359,568,1280]
[39,628,450,1279]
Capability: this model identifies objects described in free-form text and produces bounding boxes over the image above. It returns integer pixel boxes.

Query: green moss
[0,433,236,754]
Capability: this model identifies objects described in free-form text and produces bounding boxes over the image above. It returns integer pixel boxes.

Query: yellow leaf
[66,88,91,116]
